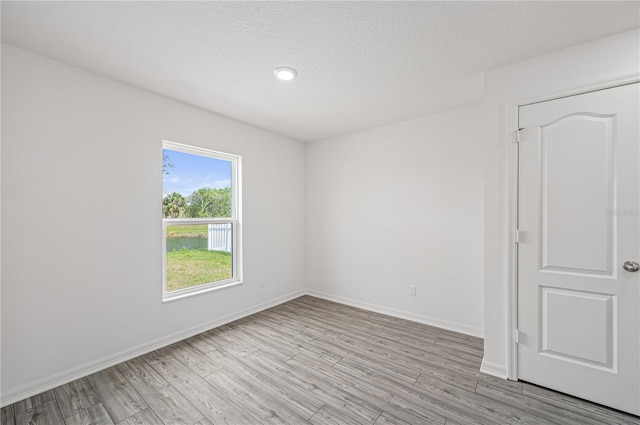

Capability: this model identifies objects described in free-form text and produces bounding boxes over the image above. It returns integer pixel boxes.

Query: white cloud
[210,178,231,189]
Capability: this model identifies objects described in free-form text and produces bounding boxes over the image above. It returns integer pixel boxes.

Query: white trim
[480,357,508,379]
[307,290,484,338]
[506,99,520,380]
[162,140,239,164]
[0,289,305,407]
[517,73,640,108]
[505,73,640,382]
[162,279,243,303]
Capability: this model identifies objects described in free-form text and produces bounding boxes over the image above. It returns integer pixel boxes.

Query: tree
[185,187,231,218]
[163,192,186,218]
[163,153,174,175]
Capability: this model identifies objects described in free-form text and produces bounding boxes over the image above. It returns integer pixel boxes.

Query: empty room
[1,1,639,424]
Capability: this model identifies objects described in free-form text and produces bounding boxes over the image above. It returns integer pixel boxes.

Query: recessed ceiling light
[274,66,298,81]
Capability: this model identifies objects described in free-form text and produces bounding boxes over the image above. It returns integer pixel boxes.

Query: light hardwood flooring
[2,296,639,425]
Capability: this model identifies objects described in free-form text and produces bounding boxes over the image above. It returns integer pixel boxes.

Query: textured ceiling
[2,2,639,142]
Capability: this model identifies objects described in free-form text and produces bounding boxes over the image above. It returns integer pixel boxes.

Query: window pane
[165,224,233,292]
[162,149,232,218]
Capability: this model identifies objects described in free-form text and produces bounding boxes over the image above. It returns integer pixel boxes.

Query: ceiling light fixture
[274,66,298,81]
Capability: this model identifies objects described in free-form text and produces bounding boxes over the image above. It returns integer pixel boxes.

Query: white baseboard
[480,357,508,379]
[0,289,305,407]
[306,290,484,338]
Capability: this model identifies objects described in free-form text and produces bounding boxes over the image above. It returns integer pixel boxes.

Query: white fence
[208,223,232,252]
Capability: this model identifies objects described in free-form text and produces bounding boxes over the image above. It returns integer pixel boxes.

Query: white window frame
[162,140,242,302]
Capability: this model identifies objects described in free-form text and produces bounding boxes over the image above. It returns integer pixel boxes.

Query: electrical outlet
[409,286,416,297]
[258,277,265,288]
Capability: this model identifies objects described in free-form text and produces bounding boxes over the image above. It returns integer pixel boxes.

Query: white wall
[306,105,485,336]
[1,45,306,401]
[483,28,640,377]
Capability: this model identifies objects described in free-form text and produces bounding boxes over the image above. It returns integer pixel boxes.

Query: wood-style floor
[2,296,638,425]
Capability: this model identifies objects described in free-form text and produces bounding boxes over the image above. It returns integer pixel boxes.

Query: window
[162,140,242,301]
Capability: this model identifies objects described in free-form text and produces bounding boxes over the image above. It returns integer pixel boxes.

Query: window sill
[162,279,243,303]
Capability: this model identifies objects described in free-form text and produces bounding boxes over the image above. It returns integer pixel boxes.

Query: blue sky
[163,149,231,197]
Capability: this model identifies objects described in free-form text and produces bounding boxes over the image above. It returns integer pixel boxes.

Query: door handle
[623,261,640,272]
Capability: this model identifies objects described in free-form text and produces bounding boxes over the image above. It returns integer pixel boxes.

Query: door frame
[505,73,640,381]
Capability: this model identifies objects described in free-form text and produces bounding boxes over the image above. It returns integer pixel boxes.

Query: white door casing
[517,83,639,415]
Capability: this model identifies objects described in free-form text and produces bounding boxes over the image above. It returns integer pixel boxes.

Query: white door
[517,83,639,415]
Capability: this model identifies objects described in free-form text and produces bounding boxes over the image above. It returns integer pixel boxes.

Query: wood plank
[139,346,172,365]
[245,311,302,337]
[247,351,382,425]
[412,375,544,425]
[220,322,297,361]
[162,341,223,377]
[309,405,363,425]
[52,377,101,418]
[151,352,260,425]
[289,300,403,342]
[14,401,64,425]
[64,403,114,425]
[288,354,444,425]
[185,332,221,354]
[521,383,640,425]
[374,412,413,425]
[13,390,55,416]
[221,355,324,419]
[295,296,372,319]
[476,374,522,396]
[282,302,373,341]
[235,319,341,365]
[87,367,147,423]
[434,336,484,358]
[309,334,419,383]
[116,357,204,425]
[205,326,258,357]
[334,340,478,392]
[262,308,340,340]
[279,302,371,339]
[205,367,310,424]
[368,335,482,370]
[364,309,482,347]
[414,364,478,394]
[203,347,238,371]
[116,409,163,425]
[336,357,504,425]
[336,334,480,380]
[472,381,582,425]
[1,405,15,425]
[528,382,640,424]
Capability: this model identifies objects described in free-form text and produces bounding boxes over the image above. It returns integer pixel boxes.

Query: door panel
[518,83,639,415]
[540,287,615,369]
[541,114,615,275]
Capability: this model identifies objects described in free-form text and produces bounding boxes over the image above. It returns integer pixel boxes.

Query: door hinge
[515,230,520,244]
[514,330,520,344]
[515,129,522,143]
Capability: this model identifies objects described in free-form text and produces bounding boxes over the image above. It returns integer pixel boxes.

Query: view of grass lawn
[166,224,208,238]
[165,249,232,292]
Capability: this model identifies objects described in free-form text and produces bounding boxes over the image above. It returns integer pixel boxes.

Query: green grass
[165,249,232,292]
[166,224,207,238]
